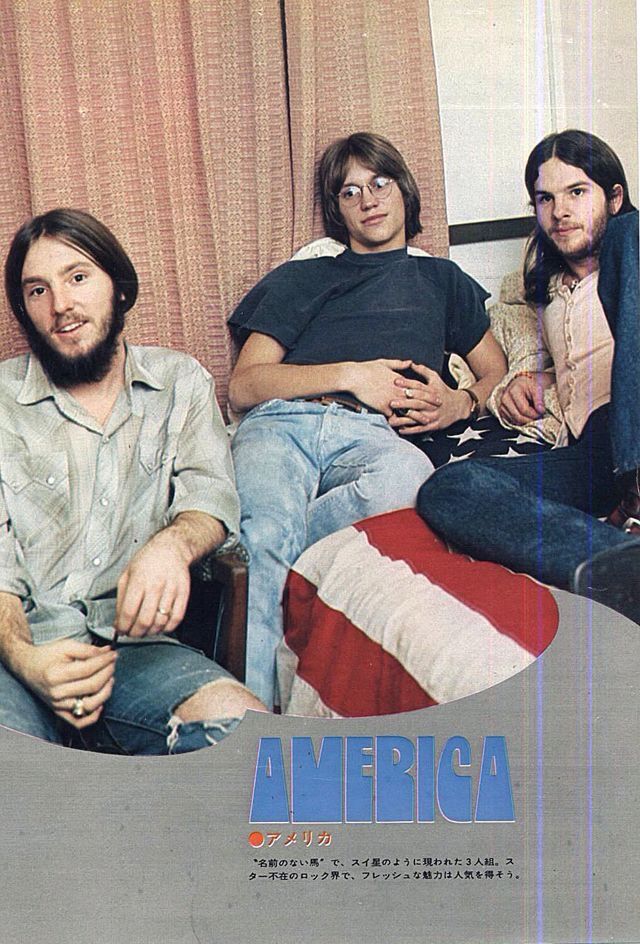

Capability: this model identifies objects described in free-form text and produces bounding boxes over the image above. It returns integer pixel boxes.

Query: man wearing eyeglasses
[228,131,506,708]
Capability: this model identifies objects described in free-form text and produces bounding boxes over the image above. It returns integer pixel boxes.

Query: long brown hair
[5,208,138,327]
[318,132,422,244]
[523,130,635,305]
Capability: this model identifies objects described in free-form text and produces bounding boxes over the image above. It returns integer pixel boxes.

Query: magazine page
[0,2,637,942]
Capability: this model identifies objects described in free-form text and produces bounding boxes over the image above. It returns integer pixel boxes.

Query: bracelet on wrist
[461,387,480,418]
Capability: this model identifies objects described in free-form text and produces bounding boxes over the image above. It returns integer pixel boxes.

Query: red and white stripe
[279,510,558,717]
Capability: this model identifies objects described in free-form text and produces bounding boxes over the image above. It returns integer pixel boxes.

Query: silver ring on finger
[405,388,414,399]
[72,697,86,718]
[156,606,170,617]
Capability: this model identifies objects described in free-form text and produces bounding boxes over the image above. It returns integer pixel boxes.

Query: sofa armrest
[204,547,248,683]
[176,545,248,683]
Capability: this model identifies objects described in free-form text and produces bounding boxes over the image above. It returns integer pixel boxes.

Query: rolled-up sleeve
[169,362,241,544]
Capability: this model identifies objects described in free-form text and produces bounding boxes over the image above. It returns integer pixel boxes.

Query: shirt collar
[17,342,165,406]
[17,355,57,406]
[342,246,408,266]
[17,341,165,405]
[124,343,165,391]
[549,270,599,297]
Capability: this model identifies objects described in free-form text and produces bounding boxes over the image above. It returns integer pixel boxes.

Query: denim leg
[232,401,433,707]
[418,408,632,587]
[0,661,67,744]
[598,210,640,474]
[232,404,322,707]
[308,407,433,544]
[80,639,238,755]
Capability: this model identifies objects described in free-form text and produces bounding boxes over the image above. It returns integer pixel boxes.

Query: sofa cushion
[278,509,559,717]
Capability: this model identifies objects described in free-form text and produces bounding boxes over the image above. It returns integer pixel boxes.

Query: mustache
[21,302,125,388]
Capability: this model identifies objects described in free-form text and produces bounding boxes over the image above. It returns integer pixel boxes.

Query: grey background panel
[1,590,638,944]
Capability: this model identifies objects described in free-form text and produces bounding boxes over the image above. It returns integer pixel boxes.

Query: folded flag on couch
[279,509,559,717]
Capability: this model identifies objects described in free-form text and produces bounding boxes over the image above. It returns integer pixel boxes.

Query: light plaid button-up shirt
[0,344,240,645]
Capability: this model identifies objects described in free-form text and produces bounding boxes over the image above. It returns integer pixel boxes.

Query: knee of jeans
[418,461,481,519]
[395,448,433,492]
[359,449,433,506]
[408,450,435,486]
[165,714,242,754]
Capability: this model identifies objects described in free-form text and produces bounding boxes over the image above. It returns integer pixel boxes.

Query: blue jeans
[418,407,635,586]
[418,211,640,586]
[0,638,240,754]
[232,399,434,707]
[598,210,640,474]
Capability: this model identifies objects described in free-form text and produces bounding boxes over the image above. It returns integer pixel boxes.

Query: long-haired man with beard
[418,130,640,624]
[0,208,264,752]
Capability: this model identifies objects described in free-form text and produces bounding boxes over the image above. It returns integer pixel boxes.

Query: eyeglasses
[337,176,395,205]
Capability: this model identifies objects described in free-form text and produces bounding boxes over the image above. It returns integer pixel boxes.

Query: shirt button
[100,497,109,507]
[46,475,56,485]
[102,435,110,444]
[92,557,102,567]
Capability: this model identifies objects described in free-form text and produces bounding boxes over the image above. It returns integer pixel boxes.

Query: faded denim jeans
[232,399,434,708]
[0,638,240,754]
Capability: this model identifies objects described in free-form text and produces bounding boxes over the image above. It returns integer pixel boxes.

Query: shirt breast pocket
[0,452,70,548]
[137,438,174,518]
[139,441,172,476]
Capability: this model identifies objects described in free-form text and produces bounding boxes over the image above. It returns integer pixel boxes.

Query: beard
[548,208,609,264]
[22,301,125,388]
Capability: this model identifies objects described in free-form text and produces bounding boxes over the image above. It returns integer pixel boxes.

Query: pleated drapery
[0,0,447,408]
[284,0,448,256]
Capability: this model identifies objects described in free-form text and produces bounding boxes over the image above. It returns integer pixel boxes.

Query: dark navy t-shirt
[228,247,490,376]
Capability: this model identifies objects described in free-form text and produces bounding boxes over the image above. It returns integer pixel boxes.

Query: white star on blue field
[414,414,550,469]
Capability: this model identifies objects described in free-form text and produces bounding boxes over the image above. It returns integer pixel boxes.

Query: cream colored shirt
[543,272,613,439]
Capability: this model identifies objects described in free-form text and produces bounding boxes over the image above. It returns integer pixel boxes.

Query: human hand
[115,530,192,638]
[388,362,471,434]
[20,638,117,729]
[347,359,412,416]
[499,372,554,426]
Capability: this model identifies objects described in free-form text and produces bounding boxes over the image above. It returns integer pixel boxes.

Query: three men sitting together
[0,128,637,746]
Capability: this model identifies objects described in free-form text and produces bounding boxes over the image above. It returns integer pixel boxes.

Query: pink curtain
[284,0,449,256]
[0,0,292,407]
[0,0,447,408]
